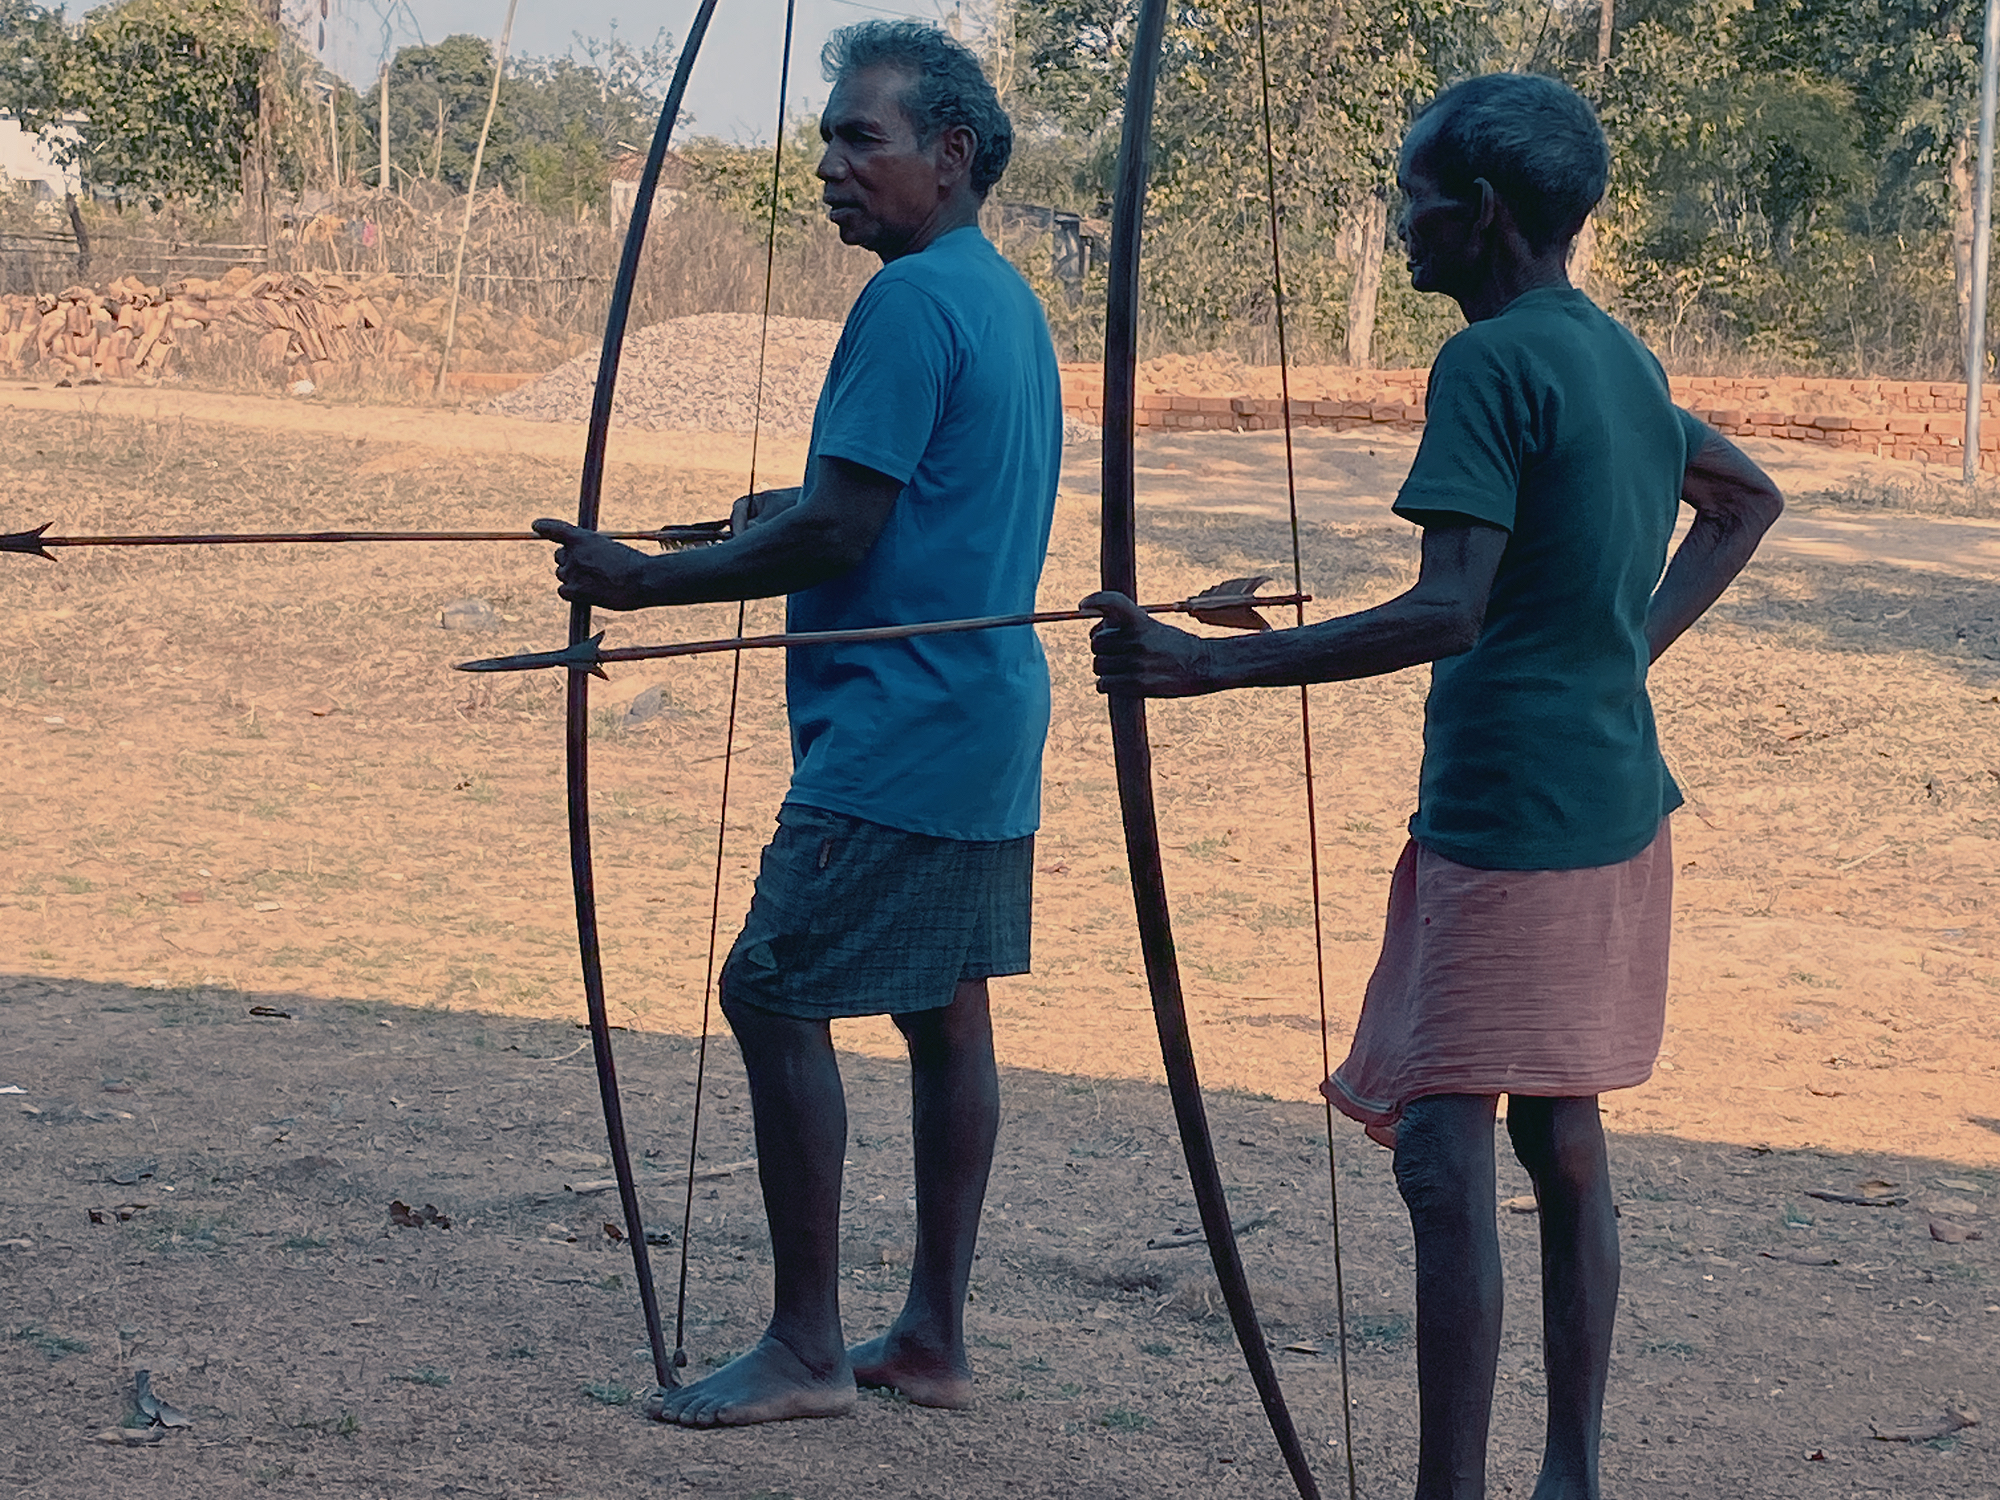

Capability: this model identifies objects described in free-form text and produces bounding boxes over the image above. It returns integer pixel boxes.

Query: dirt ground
[1,385,1995,1497]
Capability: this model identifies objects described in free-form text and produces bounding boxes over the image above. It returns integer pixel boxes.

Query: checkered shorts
[718,803,1033,1020]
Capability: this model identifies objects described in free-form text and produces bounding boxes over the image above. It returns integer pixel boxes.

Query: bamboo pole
[378,59,391,192]
[433,0,520,397]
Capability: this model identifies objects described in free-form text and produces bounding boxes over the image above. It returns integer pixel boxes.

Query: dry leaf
[601,1221,626,1243]
[1805,1189,1906,1207]
[1760,1248,1839,1266]
[92,1426,165,1447]
[388,1200,451,1230]
[1502,1194,1539,1214]
[1930,1218,1984,1244]
[1871,1407,1978,1442]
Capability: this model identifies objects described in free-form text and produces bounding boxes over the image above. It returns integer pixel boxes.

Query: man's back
[1394,287,1699,870]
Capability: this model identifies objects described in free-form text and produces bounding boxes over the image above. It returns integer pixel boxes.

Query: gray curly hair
[1408,73,1609,253]
[821,20,1013,196]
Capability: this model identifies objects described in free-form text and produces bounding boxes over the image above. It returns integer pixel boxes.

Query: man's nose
[816,147,842,183]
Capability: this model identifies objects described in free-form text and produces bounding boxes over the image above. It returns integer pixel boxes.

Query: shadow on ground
[1,974,1992,1499]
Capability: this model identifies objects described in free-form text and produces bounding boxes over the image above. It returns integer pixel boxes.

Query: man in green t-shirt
[1089,73,1781,1500]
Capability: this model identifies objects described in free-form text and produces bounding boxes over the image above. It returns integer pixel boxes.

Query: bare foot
[648,1335,857,1428]
[848,1331,974,1410]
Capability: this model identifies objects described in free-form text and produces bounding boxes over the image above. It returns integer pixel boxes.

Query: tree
[69,0,274,208]
[0,0,72,132]
[360,26,675,215]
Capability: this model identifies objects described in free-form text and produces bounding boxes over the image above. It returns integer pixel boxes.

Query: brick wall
[1058,365,2000,473]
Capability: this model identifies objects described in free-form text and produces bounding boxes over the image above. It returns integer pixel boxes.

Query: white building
[0,114,83,202]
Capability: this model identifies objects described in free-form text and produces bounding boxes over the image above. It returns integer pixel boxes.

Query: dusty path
[9,379,1996,575]
[0,380,811,486]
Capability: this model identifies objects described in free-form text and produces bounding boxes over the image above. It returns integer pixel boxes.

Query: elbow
[779,512,876,587]
[1753,480,1785,533]
[1432,599,1487,661]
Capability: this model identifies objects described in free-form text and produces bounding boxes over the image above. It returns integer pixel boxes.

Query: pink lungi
[1324,820,1672,1148]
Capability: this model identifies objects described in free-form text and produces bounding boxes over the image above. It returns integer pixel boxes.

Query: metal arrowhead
[1186,574,1275,632]
[0,522,54,560]
[454,632,609,678]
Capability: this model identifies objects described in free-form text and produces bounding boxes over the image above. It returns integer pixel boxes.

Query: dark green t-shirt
[1394,286,1703,871]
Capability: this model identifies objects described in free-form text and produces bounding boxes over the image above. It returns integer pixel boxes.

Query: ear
[1472,177,1500,239]
[934,123,977,188]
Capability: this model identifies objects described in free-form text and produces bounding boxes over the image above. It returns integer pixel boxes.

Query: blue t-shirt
[1394,287,1701,871]
[783,226,1062,842]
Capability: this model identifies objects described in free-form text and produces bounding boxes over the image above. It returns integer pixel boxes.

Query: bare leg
[1506,1096,1619,1500]
[1395,1094,1503,1500]
[849,979,999,1409]
[654,987,857,1427]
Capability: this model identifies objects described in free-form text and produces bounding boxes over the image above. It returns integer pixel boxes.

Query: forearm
[629,503,868,606]
[1201,591,1480,692]
[1645,507,1778,663]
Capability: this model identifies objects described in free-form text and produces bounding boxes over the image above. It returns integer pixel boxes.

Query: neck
[876,193,982,263]
[1456,253,1574,323]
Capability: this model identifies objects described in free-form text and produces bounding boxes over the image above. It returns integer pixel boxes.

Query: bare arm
[1087,522,1508,697]
[1646,426,1784,663]
[533,457,902,611]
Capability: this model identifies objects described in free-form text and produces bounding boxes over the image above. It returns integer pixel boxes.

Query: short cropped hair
[822,20,1013,196]
[1409,73,1609,253]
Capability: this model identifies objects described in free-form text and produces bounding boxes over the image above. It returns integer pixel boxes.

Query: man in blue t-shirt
[534,22,1060,1428]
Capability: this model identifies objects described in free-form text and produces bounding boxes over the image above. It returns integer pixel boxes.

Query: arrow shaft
[592,594,1310,662]
[455,592,1311,675]
[8,522,728,550]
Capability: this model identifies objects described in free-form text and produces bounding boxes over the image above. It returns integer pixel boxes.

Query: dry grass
[1,409,1997,1166]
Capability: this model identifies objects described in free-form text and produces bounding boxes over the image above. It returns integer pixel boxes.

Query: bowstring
[672,0,799,1371]
[1250,0,1358,1493]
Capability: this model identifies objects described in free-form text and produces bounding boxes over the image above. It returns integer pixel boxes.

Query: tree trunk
[1344,187,1387,367]
[1597,0,1613,68]
[246,0,280,263]
[64,193,89,282]
[1954,123,1977,359]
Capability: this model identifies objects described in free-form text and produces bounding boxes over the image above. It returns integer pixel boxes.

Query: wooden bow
[1098,2,1323,1495]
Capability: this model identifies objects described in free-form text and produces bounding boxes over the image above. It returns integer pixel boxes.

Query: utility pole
[1968,0,2000,483]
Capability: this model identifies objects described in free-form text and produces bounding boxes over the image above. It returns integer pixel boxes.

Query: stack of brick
[0,267,568,388]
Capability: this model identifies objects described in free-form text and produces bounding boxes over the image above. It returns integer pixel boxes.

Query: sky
[314,0,954,143]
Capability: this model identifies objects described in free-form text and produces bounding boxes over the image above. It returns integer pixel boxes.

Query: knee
[1506,1098,1605,1196]
[1393,1096,1493,1226]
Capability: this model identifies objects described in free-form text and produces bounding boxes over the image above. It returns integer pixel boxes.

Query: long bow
[567,0,721,1396]
[1099,4,1323,1496]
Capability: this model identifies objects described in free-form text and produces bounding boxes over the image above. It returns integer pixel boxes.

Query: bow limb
[569,0,721,1397]
[1100,5,1323,1496]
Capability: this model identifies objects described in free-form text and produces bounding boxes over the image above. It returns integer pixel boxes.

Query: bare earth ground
[1,384,1995,1497]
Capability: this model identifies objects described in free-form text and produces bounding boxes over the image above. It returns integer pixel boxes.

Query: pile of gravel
[489,313,844,433]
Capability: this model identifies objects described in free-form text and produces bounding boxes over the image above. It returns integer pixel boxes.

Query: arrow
[454,576,1310,676]
[1,519,732,560]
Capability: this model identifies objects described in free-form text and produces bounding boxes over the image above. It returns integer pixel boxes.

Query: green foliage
[680,118,829,251]
[360,28,674,215]
[70,0,272,207]
[0,0,71,131]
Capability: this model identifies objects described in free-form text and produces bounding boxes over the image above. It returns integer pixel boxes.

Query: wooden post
[433,0,520,397]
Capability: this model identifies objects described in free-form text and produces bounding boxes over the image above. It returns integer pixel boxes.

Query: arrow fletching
[1185,574,1276,632]
[649,519,732,548]
[0,522,54,560]
[455,632,608,678]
